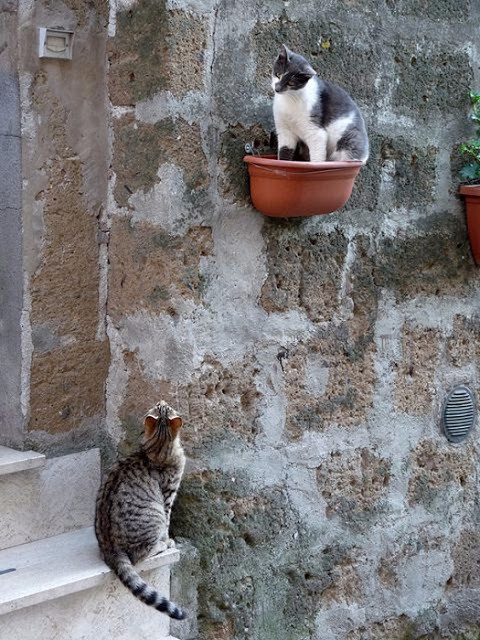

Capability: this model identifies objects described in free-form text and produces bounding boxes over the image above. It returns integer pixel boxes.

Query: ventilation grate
[442,386,476,443]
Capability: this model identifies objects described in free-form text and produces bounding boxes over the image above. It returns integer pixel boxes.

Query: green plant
[460,91,480,182]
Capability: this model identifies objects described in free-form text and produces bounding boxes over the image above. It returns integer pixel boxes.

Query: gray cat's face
[272,44,316,94]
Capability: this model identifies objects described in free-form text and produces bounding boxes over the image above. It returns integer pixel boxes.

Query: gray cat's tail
[110,551,185,620]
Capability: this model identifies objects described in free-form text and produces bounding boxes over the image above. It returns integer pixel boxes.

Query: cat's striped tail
[110,551,185,620]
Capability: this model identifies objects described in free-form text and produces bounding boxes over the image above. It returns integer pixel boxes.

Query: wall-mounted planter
[459,184,480,264]
[244,155,364,218]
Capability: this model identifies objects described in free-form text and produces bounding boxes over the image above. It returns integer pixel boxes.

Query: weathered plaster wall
[17,0,111,454]
[8,0,480,638]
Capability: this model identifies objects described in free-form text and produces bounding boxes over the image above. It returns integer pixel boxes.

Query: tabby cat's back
[95,400,186,620]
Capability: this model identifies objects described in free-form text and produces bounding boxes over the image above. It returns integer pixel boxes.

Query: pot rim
[243,154,365,171]
[459,184,480,196]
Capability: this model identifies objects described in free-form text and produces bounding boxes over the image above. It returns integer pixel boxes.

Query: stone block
[108,218,212,320]
[26,133,109,436]
[407,439,475,508]
[446,315,480,367]
[378,136,438,209]
[346,614,417,640]
[394,326,441,415]
[213,19,275,126]
[438,614,480,640]
[171,470,298,639]
[282,544,354,637]
[109,1,207,105]
[261,228,348,322]
[28,339,110,434]
[319,550,362,605]
[112,115,208,208]
[18,2,110,441]
[164,10,207,97]
[30,156,101,342]
[393,43,473,121]
[451,529,480,589]
[386,0,471,20]
[109,0,167,105]
[51,0,109,26]
[284,329,376,439]
[316,448,391,529]
[374,214,477,299]
[179,356,263,454]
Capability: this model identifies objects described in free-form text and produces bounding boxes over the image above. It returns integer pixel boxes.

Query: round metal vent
[442,386,476,443]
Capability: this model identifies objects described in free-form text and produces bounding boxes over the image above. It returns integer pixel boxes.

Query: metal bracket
[244,142,260,156]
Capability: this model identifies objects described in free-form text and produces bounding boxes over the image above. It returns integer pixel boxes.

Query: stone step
[0,527,180,640]
[0,446,45,475]
[0,525,179,614]
[0,448,100,550]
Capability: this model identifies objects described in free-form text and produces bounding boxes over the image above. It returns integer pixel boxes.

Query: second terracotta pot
[459,184,480,264]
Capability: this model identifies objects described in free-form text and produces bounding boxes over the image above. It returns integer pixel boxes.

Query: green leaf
[466,140,480,151]
[460,164,480,180]
[458,91,480,178]
[470,91,480,104]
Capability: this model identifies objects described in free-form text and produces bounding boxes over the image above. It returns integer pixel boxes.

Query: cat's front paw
[166,538,176,549]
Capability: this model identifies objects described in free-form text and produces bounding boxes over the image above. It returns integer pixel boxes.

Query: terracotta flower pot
[459,184,480,264]
[244,154,364,217]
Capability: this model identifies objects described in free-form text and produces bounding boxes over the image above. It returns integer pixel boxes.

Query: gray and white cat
[272,44,369,163]
[95,400,186,619]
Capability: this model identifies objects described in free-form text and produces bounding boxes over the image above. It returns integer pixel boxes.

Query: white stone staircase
[0,446,181,640]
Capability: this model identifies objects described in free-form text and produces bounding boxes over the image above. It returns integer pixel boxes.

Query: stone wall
[7,0,480,638]
[16,0,111,454]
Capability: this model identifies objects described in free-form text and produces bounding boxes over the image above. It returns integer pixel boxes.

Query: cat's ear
[144,415,158,439]
[279,44,291,62]
[302,64,316,79]
[168,416,183,433]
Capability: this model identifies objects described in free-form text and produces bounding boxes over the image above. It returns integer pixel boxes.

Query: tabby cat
[95,401,186,619]
[272,44,369,162]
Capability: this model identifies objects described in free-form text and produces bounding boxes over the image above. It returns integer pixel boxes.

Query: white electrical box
[38,28,74,60]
